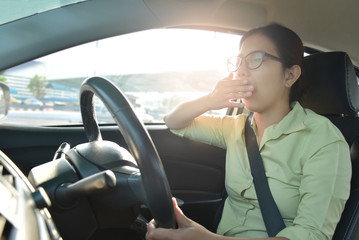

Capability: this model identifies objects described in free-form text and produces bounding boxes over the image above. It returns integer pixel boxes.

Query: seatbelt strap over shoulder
[244,112,285,237]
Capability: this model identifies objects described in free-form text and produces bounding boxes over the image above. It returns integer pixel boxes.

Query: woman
[146,24,351,240]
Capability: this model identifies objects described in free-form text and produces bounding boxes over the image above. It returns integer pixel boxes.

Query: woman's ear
[285,65,301,87]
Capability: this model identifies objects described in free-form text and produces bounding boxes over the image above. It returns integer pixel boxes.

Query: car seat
[300,51,359,240]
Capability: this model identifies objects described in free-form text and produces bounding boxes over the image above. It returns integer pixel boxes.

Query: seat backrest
[300,51,359,240]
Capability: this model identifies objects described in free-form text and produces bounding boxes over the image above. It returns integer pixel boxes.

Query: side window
[2,29,241,126]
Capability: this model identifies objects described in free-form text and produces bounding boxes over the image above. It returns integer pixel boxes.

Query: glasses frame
[227,51,284,72]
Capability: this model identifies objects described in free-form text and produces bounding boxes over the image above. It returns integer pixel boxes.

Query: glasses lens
[227,56,240,72]
[246,52,264,69]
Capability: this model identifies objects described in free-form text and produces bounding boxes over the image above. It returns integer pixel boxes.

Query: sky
[37,29,242,79]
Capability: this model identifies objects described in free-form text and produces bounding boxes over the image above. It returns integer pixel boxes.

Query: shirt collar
[251,101,307,147]
[276,101,307,135]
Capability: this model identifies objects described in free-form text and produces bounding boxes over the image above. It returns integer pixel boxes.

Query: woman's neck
[253,102,291,144]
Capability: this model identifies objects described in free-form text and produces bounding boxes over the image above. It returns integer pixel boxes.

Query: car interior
[0,0,358,240]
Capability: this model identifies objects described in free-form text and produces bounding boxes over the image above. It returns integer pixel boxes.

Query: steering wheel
[79,76,175,229]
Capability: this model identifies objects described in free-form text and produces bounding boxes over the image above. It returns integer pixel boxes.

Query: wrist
[199,94,213,112]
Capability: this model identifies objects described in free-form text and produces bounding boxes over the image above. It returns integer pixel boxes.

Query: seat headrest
[300,51,359,115]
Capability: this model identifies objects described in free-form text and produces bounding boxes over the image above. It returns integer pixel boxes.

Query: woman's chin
[242,99,254,112]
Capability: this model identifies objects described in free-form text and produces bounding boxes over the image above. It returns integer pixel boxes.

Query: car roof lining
[0,0,161,70]
[0,0,358,71]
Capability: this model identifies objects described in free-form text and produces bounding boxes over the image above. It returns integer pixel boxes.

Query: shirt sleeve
[277,140,351,240]
[170,115,238,149]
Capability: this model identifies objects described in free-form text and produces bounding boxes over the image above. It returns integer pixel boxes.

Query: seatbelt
[244,112,286,237]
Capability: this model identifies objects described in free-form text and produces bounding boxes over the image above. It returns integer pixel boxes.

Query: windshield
[0,0,86,25]
[2,28,242,126]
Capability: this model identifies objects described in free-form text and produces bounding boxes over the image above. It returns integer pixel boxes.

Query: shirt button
[239,217,245,222]
[248,179,252,184]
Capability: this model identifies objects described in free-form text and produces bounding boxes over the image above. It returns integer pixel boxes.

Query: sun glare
[39,28,241,78]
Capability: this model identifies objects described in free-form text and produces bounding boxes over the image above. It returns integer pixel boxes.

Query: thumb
[224,72,233,80]
[172,198,190,228]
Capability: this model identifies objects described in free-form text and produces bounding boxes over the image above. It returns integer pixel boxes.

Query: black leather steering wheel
[79,76,175,229]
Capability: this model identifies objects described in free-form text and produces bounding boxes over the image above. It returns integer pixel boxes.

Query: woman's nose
[235,62,249,78]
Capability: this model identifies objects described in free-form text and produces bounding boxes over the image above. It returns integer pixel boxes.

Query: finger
[230,83,254,92]
[172,197,183,214]
[229,90,253,99]
[146,222,155,240]
[224,72,233,80]
[149,219,157,226]
[221,86,254,95]
[147,221,156,230]
[220,79,251,88]
[217,80,253,93]
[221,77,249,84]
[224,90,253,101]
[172,198,189,228]
[226,100,245,109]
[146,224,177,240]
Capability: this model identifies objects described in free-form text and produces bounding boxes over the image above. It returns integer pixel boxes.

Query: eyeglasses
[227,51,284,72]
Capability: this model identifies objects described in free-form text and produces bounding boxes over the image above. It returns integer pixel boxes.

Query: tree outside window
[27,74,47,99]
[0,71,7,84]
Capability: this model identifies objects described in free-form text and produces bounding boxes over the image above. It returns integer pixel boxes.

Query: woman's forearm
[163,94,211,130]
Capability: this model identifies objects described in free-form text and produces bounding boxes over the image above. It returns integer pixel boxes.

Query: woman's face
[234,33,291,113]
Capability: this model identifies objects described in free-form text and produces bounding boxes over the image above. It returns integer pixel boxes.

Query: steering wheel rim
[80,76,175,229]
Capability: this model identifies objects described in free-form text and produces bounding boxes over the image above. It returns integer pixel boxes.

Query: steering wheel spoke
[78,76,175,228]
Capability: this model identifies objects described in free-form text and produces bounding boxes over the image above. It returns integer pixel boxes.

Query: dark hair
[240,23,306,102]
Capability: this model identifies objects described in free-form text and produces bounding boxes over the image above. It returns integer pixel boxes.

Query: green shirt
[171,102,351,239]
